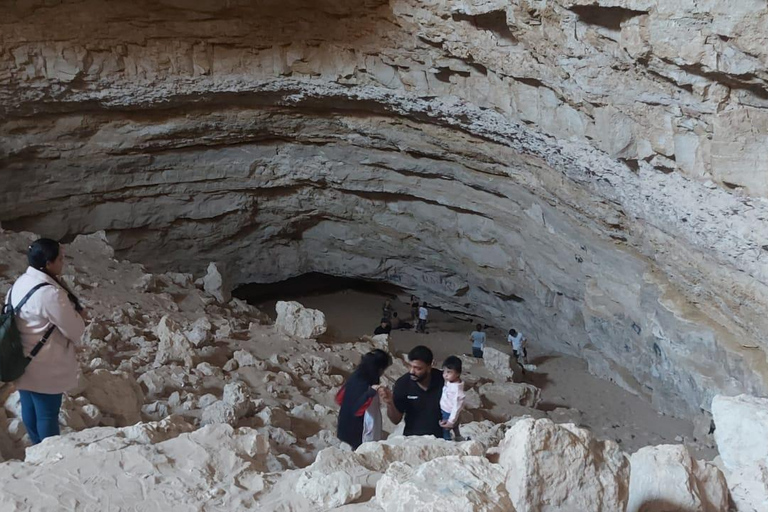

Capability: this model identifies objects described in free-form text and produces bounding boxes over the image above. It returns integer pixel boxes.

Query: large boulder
[478,382,541,408]
[153,315,197,367]
[627,444,728,512]
[81,370,144,426]
[483,347,516,381]
[376,456,516,512]
[498,418,630,512]
[295,447,370,508]
[356,435,484,471]
[275,301,327,339]
[712,394,768,512]
[202,262,231,303]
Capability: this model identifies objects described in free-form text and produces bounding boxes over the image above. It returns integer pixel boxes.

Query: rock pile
[0,229,760,511]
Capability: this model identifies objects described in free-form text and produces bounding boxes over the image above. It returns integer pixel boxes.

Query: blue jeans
[472,347,483,358]
[18,390,63,445]
[441,410,452,440]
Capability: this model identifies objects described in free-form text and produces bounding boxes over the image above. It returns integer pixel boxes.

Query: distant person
[5,238,86,445]
[439,356,466,441]
[409,295,419,323]
[390,312,412,330]
[382,299,394,321]
[416,302,429,333]
[373,320,391,336]
[336,349,392,449]
[508,328,528,364]
[470,323,486,358]
[379,345,444,438]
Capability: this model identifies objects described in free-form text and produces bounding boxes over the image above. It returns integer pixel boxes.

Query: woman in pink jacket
[6,238,86,444]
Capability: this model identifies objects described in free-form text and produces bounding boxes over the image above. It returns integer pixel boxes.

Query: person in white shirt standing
[416,302,429,333]
[6,238,86,445]
[508,328,529,366]
[439,355,466,441]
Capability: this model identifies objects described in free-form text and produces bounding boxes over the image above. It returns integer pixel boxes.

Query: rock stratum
[1,0,768,419]
[0,228,764,511]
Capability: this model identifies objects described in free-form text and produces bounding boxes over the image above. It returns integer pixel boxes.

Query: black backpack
[0,283,56,382]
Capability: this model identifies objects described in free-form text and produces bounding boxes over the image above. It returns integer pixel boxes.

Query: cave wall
[1,0,768,417]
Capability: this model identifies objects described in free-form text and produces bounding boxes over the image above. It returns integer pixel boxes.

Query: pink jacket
[5,267,85,394]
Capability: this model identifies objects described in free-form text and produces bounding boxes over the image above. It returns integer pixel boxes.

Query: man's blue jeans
[18,390,62,445]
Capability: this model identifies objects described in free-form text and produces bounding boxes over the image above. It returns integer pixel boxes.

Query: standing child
[439,356,466,441]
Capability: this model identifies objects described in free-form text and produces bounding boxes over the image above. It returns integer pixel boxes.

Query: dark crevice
[434,67,471,83]
[568,5,647,31]
[452,11,517,44]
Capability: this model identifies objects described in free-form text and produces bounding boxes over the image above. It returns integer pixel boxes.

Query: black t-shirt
[392,368,444,438]
[374,325,391,335]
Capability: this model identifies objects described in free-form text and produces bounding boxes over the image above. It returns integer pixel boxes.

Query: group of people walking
[336,345,466,448]
[468,323,529,368]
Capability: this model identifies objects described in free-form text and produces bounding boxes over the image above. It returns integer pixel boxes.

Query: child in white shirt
[439,355,466,441]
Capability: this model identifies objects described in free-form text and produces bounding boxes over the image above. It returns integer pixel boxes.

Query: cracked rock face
[1,0,768,417]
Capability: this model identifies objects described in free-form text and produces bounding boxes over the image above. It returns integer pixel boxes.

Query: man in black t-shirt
[379,345,444,438]
[373,320,392,336]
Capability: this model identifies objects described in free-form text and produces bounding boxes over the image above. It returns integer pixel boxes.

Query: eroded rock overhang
[1,0,767,418]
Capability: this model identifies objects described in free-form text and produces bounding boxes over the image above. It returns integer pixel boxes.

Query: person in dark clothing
[390,312,412,330]
[336,349,392,449]
[373,320,391,335]
[379,345,444,438]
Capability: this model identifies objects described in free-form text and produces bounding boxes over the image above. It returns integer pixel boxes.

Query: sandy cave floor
[249,285,715,459]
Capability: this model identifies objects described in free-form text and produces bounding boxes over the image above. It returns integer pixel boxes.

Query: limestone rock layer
[1,0,768,416]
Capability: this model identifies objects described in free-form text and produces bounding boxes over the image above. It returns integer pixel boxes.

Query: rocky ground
[0,228,764,511]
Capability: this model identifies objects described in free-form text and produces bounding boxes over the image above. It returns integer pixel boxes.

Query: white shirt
[362,394,382,443]
[508,333,524,351]
[439,380,466,425]
[418,306,428,320]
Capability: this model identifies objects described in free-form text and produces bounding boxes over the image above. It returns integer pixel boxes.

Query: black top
[392,368,445,438]
[374,325,391,335]
[337,371,377,449]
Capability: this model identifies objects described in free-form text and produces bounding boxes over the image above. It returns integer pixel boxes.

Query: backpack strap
[10,283,52,313]
[28,325,56,360]
[7,283,56,362]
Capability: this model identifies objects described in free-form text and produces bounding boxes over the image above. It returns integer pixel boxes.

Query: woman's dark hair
[442,355,462,373]
[28,238,83,312]
[28,238,60,270]
[356,349,392,385]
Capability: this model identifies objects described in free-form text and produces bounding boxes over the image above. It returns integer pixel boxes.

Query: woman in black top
[336,349,392,448]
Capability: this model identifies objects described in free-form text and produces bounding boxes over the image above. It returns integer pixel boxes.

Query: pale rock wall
[1,0,767,417]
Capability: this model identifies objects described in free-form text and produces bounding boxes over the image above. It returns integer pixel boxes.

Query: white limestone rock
[81,370,144,427]
[275,301,327,339]
[295,447,369,508]
[4,422,274,509]
[627,444,728,512]
[356,435,484,472]
[478,382,541,408]
[223,381,254,418]
[482,347,516,382]
[153,315,197,367]
[376,456,516,512]
[233,349,261,368]
[203,262,231,303]
[498,418,630,512]
[712,394,768,512]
